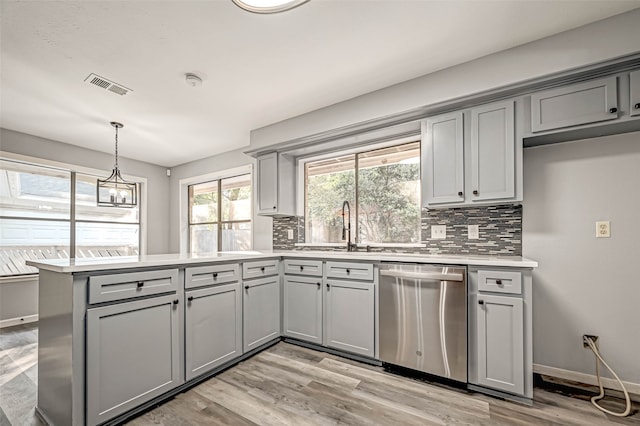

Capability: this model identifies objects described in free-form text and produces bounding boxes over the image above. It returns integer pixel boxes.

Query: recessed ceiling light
[232,0,310,14]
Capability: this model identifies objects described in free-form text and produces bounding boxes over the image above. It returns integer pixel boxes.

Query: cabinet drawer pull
[317,282,321,289]
[458,191,463,196]
[273,206,277,210]
[496,279,503,285]
[136,281,144,289]
[173,299,179,305]
[260,267,265,272]
[300,266,304,271]
[245,285,250,290]
[473,190,479,195]
[326,283,330,290]
[478,299,484,305]
[346,269,350,274]
[609,107,618,114]
[213,272,218,279]
[187,296,194,302]
[635,103,640,110]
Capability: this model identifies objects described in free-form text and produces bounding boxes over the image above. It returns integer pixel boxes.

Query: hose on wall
[583,335,632,417]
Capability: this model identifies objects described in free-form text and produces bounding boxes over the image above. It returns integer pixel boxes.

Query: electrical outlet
[595,221,610,238]
[468,224,479,240]
[431,225,446,239]
[583,334,599,348]
[287,229,294,240]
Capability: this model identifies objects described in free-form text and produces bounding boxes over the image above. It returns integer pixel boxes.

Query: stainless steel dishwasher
[379,263,467,382]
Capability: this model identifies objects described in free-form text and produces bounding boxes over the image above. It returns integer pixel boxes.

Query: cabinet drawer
[242,259,279,279]
[530,76,618,132]
[89,269,179,304]
[326,262,373,281]
[283,259,323,277]
[185,263,239,289]
[478,270,522,294]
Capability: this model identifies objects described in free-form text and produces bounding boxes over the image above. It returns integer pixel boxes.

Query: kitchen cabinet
[243,274,281,352]
[86,293,181,426]
[283,275,323,344]
[421,111,465,205]
[421,100,518,208]
[530,76,618,132]
[185,282,242,381]
[257,152,295,216]
[468,267,532,401]
[325,261,375,357]
[630,70,640,117]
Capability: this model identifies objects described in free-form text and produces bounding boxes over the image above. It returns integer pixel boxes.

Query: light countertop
[25,250,537,273]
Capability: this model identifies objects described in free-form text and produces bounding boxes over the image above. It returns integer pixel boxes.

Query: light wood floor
[1,323,638,425]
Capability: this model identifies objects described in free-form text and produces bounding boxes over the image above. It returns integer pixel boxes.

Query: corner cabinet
[421,99,519,208]
[257,152,295,216]
[468,267,532,401]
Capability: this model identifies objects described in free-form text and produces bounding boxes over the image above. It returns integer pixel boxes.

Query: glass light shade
[232,0,309,14]
[97,169,137,207]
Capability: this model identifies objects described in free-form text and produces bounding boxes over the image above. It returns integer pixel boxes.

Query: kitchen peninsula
[27,251,537,426]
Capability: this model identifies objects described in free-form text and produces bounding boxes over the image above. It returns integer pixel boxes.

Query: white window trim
[178,164,253,255]
[0,150,149,255]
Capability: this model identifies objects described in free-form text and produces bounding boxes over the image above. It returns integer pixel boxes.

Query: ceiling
[1,1,639,168]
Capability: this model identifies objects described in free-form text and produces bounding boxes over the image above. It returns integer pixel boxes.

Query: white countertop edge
[26,250,538,273]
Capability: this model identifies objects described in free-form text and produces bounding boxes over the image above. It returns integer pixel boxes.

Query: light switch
[595,221,610,238]
[431,225,446,239]
[287,229,294,240]
[468,224,479,240]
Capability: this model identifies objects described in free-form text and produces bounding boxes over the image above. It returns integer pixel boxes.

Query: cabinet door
[421,112,465,206]
[185,283,242,381]
[476,294,524,395]
[257,153,278,215]
[325,279,374,357]
[86,294,181,426]
[470,100,515,202]
[283,276,323,344]
[630,70,640,117]
[530,76,618,132]
[243,276,281,352]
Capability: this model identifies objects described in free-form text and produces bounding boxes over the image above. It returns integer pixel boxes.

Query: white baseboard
[534,363,640,401]
[0,314,38,329]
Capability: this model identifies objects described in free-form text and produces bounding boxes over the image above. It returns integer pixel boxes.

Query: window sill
[294,243,426,248]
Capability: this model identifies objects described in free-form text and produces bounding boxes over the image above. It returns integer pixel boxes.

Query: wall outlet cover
[287,229,294,240]
[595,221,610,238]
[431,225,446,239]
[468,224,479,240]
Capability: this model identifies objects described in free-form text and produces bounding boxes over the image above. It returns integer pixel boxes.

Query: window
[0,159,141,276]
[304,141,421,244]
[188,174,251,253]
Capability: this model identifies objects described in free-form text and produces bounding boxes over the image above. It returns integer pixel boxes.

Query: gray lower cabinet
[283,275,323,344]
[86,293,181,426]
[530,76,618,132]
[243,275,281,352]
[185,282,242,381]
[325,279,375,357]
[475,293,524,395]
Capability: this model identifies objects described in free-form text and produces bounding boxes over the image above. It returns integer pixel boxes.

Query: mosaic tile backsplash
[273,204,522,256]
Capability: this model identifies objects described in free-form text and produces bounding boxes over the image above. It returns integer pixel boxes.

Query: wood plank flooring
[1,323,638,426]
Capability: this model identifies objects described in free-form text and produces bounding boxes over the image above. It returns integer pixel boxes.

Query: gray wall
[523,131,640,385]
[250,9,640,150]
[167,148,272,253]
[0,128,170,254]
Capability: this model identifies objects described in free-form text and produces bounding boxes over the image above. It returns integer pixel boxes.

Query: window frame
[297,136,422,246]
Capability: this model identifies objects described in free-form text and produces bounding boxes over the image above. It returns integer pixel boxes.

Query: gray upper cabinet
[325,278,375,357]
[421,112,465,206]
[185,282,242,381]
[630,70,640,117]
[243,275,281,352]
[257,152,295,216]
[530,76,618,132]
[283,275,323,344]
[475,293,524,395]
[470,100,515,202]
[86,294,181,426]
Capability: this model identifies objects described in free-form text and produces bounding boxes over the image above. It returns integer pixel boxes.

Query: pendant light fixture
[231,0,309,14]
[97,122,137,207]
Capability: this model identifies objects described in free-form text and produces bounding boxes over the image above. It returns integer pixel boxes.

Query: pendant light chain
[114,124,119,171]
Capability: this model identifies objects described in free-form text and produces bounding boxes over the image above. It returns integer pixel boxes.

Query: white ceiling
[1,1,639,168]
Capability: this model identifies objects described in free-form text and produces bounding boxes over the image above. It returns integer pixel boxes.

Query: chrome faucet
[341,201,356,252]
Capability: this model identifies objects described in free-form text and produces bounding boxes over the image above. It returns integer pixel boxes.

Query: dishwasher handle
[379,269,464,282]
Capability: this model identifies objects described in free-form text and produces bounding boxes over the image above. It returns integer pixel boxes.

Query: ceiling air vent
[84,73,132,96]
